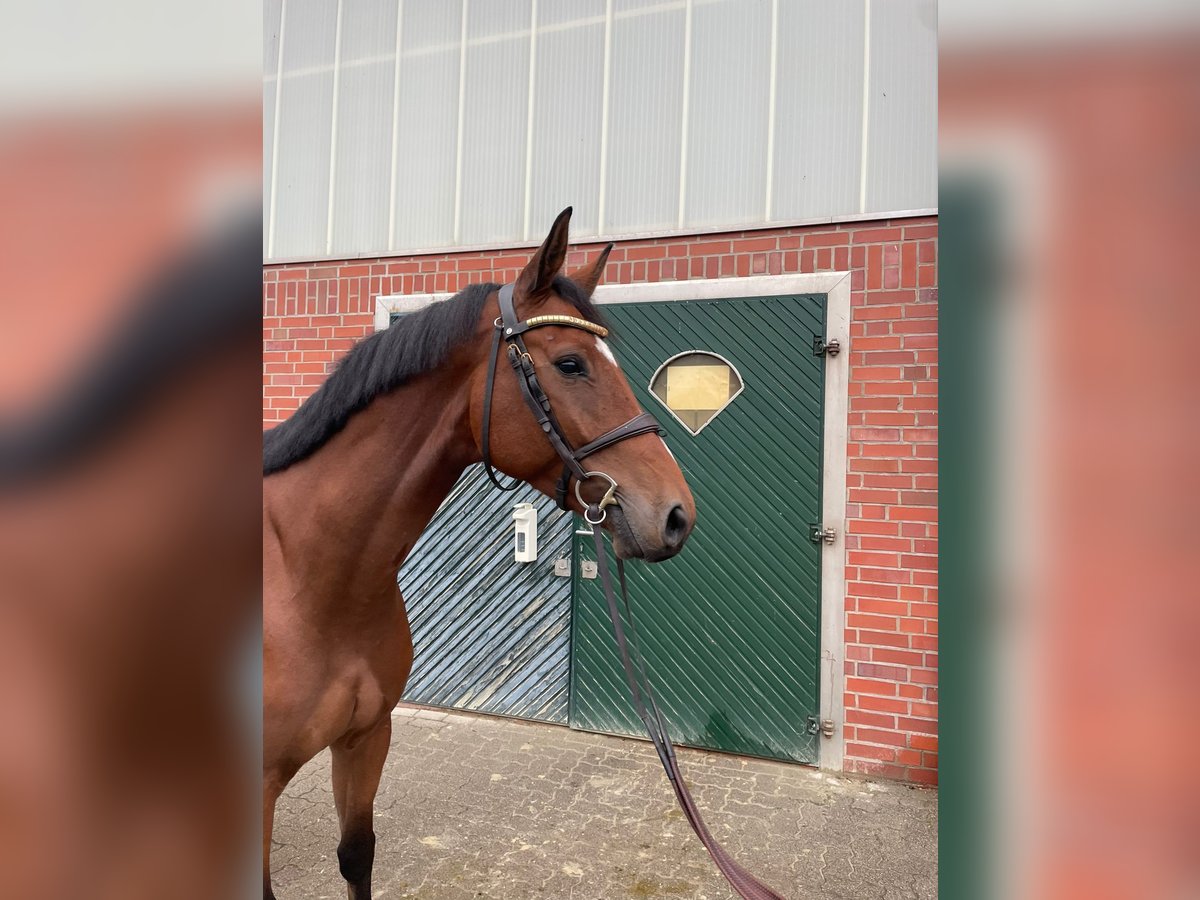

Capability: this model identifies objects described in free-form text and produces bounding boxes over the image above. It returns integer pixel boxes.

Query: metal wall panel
[604,0,686,234]
[771,0,865,221]
[330,0,397,258]
[271,0,337,260]
[459,0,531,246]
[392,0,462,251]
[571,296,826,764]
[528,0,607,240]
[865,0,937,213]
[684,0,772,229]
[399,465,574,723]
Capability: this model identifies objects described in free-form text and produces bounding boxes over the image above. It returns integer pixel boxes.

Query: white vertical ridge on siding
[865,0,937,213]
[675,0,693,229]
[596,0,615,236]
[324,0,344,255]
[263,0,284,258]
[452,0,469,243]
[521,0,539,241]
[331,0,398,258]
[387,0,405,252]
[529,0,607,240]
[763,0,779,221]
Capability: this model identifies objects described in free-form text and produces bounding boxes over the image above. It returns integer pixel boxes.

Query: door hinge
[809,524,836,545]
[812,335,841,357]
[807,716,835,738]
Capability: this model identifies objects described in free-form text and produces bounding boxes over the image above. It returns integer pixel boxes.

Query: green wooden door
[569,295,826,764]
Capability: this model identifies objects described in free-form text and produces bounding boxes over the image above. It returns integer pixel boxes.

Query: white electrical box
[512,502,538,563]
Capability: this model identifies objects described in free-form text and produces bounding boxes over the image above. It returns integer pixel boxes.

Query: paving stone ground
[271,706,937,900]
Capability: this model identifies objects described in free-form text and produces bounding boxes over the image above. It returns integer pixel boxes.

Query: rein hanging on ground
[480,282,787,900]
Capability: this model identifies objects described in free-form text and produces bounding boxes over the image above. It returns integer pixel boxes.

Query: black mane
[262,276,608,475]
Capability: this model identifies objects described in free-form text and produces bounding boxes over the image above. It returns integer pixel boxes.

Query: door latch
[580,560,598,580]
[553,557,571,578]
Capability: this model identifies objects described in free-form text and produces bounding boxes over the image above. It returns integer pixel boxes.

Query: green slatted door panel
[569,296,826,764]
[398,465,574,723]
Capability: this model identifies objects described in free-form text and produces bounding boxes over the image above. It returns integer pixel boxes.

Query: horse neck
[265,366,478,595]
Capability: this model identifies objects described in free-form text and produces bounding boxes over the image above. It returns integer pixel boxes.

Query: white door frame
[376,272,851,770]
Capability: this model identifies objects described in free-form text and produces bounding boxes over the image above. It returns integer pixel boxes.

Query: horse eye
[554,357,584,377]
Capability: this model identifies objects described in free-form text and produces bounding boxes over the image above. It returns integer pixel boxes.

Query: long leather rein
[587,527,787,900]
[480,283,788,900]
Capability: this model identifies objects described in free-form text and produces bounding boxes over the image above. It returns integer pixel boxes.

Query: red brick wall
[840,220,939,786]
[262,217,939,783]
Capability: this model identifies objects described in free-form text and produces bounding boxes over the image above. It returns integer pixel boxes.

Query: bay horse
[263,208,696,899]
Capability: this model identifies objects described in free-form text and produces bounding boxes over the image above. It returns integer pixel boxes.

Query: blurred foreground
[0,3,261,898]
[942,4,1200,898]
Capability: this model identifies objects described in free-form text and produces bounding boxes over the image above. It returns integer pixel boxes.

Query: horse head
[470,207,695,562]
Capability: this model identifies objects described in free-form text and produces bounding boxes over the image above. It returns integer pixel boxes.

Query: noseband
[480,283,662,523]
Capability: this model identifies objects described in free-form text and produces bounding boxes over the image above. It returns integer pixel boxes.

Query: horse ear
[515,206,572,304]
[569,243,614,298]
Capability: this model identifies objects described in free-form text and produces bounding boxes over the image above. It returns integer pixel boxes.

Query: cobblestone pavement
[272,706,937,899]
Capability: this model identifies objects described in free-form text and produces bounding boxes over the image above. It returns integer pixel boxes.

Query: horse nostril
[662,504,691,548]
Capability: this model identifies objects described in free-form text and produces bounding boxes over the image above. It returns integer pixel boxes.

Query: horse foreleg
[331,716,391,900]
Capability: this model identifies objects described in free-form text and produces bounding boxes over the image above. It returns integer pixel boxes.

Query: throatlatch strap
[589,514,788,900]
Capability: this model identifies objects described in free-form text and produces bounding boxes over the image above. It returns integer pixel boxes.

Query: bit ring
[575,471,619,513]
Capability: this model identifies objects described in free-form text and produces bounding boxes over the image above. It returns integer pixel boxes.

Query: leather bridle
[479,281,788,900]
[480,282,663,523]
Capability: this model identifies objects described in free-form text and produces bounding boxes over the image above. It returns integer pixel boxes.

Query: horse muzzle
[605,499,693,562]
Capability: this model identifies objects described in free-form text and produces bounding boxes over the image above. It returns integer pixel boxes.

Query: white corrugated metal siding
[264,0,937,262]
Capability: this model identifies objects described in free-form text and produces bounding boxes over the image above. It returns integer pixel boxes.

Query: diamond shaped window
[649,352,744,435]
